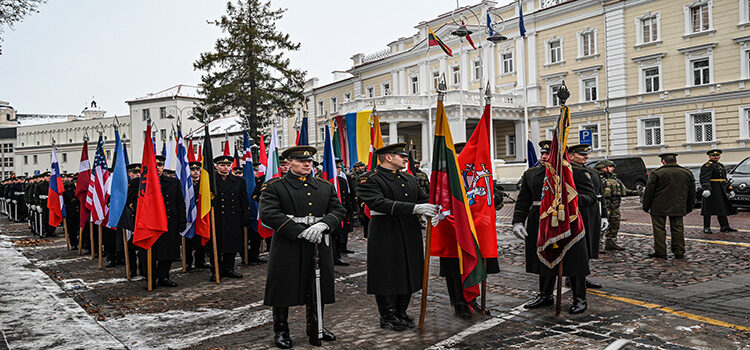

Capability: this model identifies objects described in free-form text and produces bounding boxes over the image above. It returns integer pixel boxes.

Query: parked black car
[586,157,649,190]
[728,156,750,208]
[687,167,704,208]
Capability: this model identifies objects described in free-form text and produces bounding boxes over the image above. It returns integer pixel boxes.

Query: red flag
[187,138,196,162]
[133,125,168,249]
[461,21,477,50]
[537,105,585,267]
[75,140,91,229]
[257,134,267,177]
[197,144,203,162]
[223,139,230,156]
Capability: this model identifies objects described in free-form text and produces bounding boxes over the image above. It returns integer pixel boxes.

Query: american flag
[86,136,111,225]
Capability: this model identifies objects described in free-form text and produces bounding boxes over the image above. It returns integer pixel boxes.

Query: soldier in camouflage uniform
[596,160,641,251]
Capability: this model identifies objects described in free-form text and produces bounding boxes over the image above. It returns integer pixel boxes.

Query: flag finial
[484,81,492,104]
[557,80,570,105]
[437,74,447,101]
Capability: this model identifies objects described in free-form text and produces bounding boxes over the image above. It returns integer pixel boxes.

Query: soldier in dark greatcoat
[63,175,79,249]
[124,163,146,276]
[185,161,209,270]
[151,156,186,287]
[259,146,345,348]
[357,143,436,331]
[211,155,250,280]
[700,149,737,233]
[512,140,595,314]
[332,158,354,266]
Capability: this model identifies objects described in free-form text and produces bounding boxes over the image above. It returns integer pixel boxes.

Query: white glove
[512,223,527,240]
[729,191,736,199]
[601,218,609,231]
[702,190,711,198]
[413,203,438,217]
[297,222,328,244]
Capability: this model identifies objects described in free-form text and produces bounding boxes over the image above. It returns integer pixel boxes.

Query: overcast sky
[0,0,512,116]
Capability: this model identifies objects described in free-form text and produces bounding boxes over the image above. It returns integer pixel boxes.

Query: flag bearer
[211,155,250,280]
[152,155,186,287]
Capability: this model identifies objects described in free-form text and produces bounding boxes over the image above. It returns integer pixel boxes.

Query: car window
[732,158,750,174]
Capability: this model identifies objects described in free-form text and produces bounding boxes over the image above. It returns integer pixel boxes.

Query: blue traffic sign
[579,129,592,146]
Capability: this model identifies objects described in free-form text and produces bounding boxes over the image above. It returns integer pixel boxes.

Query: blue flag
[297,116,309,146]
[243,131,258,217]
[487,13,493,36]
[161,142,166,158]
[176,130,196,238]
[519,1,526,37]
[123,142,130,165]
[527,139,538,168]
[106,130,128,228]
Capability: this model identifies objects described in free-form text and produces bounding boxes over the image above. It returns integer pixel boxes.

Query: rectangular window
[550,84,561,106]
[505,135,516,156]
[692,58,710,86]
[473,60,481,81]
[318,100,324,115]
[502,53,514,74]
[644,67,660,93]
[581,32,595,56]
[160,107,167,119]
[33,155,38,164]
[344,92,351,101]
[643,118,662,146]
[23,155,28,165]
[581,124,600,149]
[692,113,713,142]
[62,153,67,163]
[142,109,150,121]
[382,83,391,96]
[452,66,461,85]
[549,40,562,63]
[642,17,658,43]
[160,129,167,141]
[410,76,419,94]
[330,97,338,113]
[691,4,710,32]
[106,150,111,159]
[432,72,440,90]
[583,78,597,102]
[367,87,374,98]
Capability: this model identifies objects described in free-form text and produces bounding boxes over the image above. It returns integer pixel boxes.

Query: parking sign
[579,130,592,146]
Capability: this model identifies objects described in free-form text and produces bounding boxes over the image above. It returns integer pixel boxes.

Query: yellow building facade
[288,0,750,183]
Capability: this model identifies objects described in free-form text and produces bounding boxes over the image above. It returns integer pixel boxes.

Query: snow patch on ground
[676,325,702,332]
[0,235,125,350]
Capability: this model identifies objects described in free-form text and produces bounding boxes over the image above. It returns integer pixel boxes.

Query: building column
[399,69,407,95]
[392,71,400,95]
[460,47,469,91]
[389,121,399,144]
[514,120,525,162]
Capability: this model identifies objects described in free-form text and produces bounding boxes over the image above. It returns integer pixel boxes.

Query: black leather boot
[375,295,406,331]
[569,277,588,314]
[446,276,472,319]
[524,274,555,309]
[395,294,415,328]
[306,301,335,346]
[273,307,292,349]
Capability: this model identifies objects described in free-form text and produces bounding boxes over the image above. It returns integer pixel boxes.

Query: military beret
[374,142,408,156]
[189,161,202,169]
[595,160,614,169]
[568,144,591,155]
[282,146,316,160]
[154,155,166,165]
[538,140,552,153]
[353,161,366,167]
[213,155,234,164]
[127,163,141,172]
[706,149,722,156]
[163,169,175,175]
[658,152,678,158]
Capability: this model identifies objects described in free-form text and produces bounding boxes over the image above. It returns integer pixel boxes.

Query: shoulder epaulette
[261,177,283,191]
[359,172,373,183]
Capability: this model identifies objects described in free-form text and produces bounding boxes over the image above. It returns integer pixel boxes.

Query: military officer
[512,140,595,314]
[642,153,695,259]
[211,155,250,280]
[596,160,641,250]
[357,143,437,331]
[259,146,345,348]
[185,161,209,270]
[700,149,737,234]
[332,158,354,265]
[151,155,186,287]
[124,163,146,276]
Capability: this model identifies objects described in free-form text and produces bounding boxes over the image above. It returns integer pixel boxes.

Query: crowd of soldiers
[0,139,739,349]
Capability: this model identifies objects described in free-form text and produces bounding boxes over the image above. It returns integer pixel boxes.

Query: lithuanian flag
[429,97,485,302]
[428,27,452,57]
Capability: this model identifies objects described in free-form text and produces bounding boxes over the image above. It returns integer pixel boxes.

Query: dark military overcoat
[642,164,695,216]
[152,175,186,261]
[699,160,736,216]
[573,164,607,259]
[259,172,345,307]
[213,172,250,254]
[357,166,428,295]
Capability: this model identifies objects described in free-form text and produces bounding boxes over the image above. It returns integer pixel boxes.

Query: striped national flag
[176,130,196,238]
[85,136,111,225]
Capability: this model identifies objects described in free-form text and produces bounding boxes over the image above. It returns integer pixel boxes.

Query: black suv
[586,157,649,190]
[728,156,750,208]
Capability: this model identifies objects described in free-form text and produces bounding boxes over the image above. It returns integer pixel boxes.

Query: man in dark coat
[211,155,250,280]
[568,144,606,289]
[63,175,79,249]
[124,163,146,276]
[512,140,595,314]
[642,153,696,259]
[259,146,345,348]
[332,158,354,266]
[350,161,368,234]
[185,161,209,270]
[357,143,436,331]
[151,156,186,287]
[700,149,737,234]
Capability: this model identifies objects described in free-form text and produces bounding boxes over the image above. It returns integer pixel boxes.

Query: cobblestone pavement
[0,195,749,349]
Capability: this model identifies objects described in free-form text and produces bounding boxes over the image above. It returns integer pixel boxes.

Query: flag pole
[243,227,249,265]
[181,236,187,272]
[123,230,131,281]
[147,247,153,291]
[418,222,432,335]
[78,224,84,255]
[90,222,95,260]
[556,262,563,317]
[63,218,71,251]
[98,225,103,269]
[481,83,492,316]
[210,209,220,284]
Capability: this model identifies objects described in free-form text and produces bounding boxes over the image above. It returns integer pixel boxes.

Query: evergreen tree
[194,0,306,143]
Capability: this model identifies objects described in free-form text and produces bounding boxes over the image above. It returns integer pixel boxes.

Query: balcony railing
[338,90,520,115]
